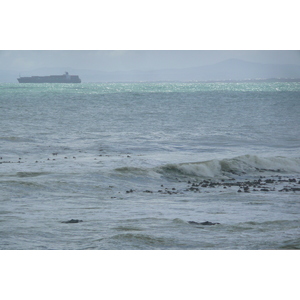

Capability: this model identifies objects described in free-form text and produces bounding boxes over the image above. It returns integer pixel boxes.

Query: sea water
[0,82,300,249]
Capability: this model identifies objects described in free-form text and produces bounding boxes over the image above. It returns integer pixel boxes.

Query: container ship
[17,72,81,83]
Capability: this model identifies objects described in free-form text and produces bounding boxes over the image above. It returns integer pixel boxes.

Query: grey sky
[1,51,300,73]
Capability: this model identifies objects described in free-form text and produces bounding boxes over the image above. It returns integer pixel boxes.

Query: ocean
[1,81,300,250]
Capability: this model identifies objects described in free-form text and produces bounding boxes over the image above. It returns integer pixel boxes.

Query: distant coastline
[196,78,300,83]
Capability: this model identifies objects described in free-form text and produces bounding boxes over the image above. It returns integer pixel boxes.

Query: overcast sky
[2,2,299,73]
[1,51,300,72]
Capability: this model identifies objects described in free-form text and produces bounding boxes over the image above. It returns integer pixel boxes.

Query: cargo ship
[17,72,81,83]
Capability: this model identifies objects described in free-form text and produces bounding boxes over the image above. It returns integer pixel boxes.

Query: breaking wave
[157,155,300,179]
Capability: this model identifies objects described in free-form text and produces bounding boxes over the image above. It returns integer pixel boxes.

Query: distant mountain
[1,59,300,83]
[200,59,300,80]
[139,59,300,81]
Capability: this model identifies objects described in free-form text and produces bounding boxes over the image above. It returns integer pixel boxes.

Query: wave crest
[157,155,300,179]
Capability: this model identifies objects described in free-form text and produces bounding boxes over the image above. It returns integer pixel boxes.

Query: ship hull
[17,73,81,83]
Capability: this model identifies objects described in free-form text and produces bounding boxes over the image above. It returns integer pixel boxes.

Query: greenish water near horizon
[3,81,300,93]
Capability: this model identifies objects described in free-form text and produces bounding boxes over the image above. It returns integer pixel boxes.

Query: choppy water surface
[1,82,300,249]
